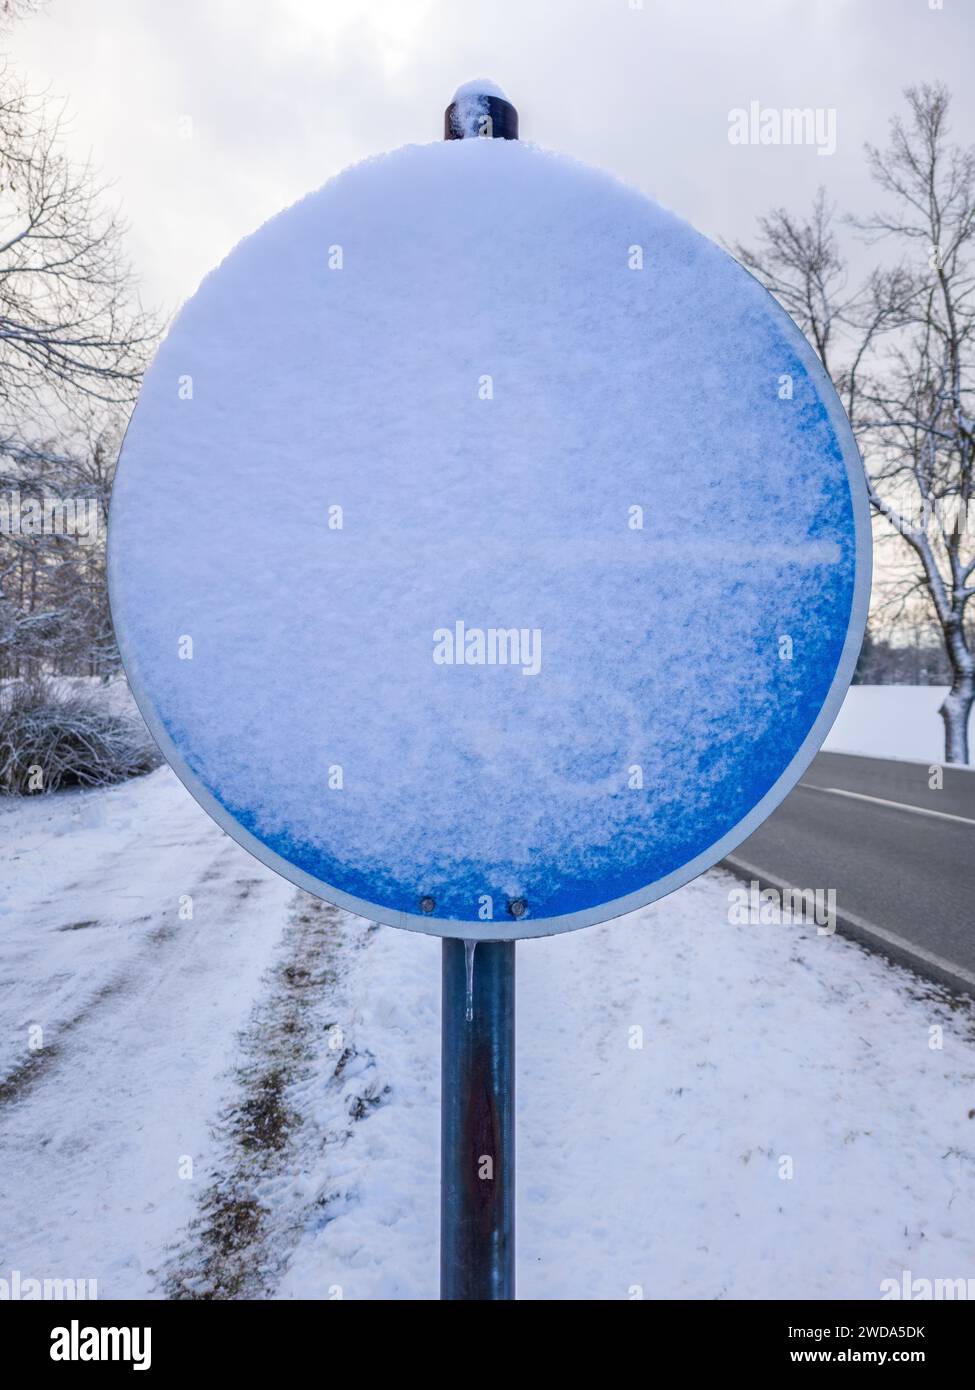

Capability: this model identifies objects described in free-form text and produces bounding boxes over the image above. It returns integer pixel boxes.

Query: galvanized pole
[441,940,515,1299]
[439,86,520,1302]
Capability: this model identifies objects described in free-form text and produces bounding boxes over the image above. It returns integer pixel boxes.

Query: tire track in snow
[0,771,295,1294]
[159,899,389,1299]
[0,837,243,1108]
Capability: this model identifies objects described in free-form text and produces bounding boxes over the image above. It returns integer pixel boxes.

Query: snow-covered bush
[0,677,160,793]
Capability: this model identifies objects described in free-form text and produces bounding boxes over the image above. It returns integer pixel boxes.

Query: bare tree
[0,1,44,29]
[0,422,121,680]
[0,68,155,439]
[0,2,156,683]
[734,85,975,763]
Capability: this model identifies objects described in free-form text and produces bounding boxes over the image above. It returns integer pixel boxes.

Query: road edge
[721,853,975,1001]
[822,748,975,776]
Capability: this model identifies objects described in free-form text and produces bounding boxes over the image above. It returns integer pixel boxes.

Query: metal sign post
[441,940,515,1300]
[439,86,520,1304]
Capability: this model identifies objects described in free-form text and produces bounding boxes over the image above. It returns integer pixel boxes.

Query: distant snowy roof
[110,136,868,939]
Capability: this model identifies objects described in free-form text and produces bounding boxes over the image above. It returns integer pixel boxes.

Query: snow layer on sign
[109,137,861,932]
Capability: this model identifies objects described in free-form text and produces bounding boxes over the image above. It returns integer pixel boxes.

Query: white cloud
[10,0,973,309]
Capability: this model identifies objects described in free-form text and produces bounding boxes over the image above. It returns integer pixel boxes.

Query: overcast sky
[11,0,974,315]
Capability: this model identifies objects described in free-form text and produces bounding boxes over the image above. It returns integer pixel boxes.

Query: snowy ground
[824,684,972,764]
[2,765,975,1300]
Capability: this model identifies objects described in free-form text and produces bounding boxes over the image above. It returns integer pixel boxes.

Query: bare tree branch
[734,84,975,762]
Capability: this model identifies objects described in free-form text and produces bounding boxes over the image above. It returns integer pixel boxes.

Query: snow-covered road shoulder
[0,768,295,1296]
[279,874,975,1300]
[2,772,974,1299]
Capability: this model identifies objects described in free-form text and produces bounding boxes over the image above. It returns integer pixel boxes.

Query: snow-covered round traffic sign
[109,129,870,940]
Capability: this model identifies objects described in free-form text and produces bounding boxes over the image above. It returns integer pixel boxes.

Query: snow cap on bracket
[445,79,518,141]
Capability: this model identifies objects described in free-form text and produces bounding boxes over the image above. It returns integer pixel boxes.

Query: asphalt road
[724,751,975,994]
